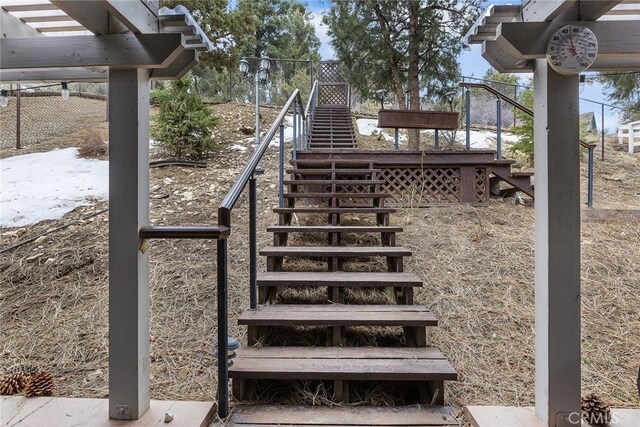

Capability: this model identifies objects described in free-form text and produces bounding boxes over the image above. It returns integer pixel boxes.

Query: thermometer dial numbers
[546,25,598,75]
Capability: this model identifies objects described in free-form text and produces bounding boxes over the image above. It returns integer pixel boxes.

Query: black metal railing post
[587,146,594,208]
[249,175,258,309]
[216,237,229,418]
[496,97,502,160]
[465,87,471,150]
[292,101,298,160]
[279,123,285,208]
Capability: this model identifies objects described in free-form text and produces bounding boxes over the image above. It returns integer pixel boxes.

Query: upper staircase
[309,105,357,149]
[227,157,459,426]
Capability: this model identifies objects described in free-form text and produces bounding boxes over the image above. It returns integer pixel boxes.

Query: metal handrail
[218,89,304,228]
[215,87,309,419]
[460,81,596,207]
[460,82,532,115]
[139,87,310,420]
[303,80,318,150]
[139,225,229,239]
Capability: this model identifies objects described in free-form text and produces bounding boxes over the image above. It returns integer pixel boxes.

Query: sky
[302,0,622,131]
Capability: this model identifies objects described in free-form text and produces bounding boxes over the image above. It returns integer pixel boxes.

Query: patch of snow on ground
[454,130,521,149]
[1,148,108,228]
[230,144,248,151]
[355,118,407,145]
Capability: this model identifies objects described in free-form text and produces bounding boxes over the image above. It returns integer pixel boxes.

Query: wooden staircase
[227,158,459,426]
[309,105,357,149]
[489,160,534,198]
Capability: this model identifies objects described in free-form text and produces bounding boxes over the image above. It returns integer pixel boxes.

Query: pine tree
[599,72,640,122]
[323,0,481,149]
[152,76,219,159]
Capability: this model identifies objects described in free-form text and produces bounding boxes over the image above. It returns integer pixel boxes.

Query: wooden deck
[219,404,459,426]
[465,406,640,427]
[0,397,215,427]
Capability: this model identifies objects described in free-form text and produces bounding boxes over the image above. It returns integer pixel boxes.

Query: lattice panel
[318,62,344,82]
[379,168,460,206]
[474,168,489,205]
[319,84,348,105]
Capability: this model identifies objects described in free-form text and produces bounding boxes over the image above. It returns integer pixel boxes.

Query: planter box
[378,110,459,130]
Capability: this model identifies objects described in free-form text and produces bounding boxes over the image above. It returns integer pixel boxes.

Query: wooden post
[15,85,21,149]
[108,68,150,420]
[533,59,581,427]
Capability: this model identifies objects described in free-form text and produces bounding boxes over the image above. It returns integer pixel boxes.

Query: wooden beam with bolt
[0,33,185,70]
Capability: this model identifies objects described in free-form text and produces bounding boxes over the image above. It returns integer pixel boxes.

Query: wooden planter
[378,110,459,130]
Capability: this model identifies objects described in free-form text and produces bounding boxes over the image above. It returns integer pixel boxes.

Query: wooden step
[229,346,457,381]
[267,225,402,233]
[241,304,434,346]
[310,137,357,141]
[224,404,459,426]
[273,207,395,214]
[283,192,390,199]
[257,271,421,287]
[239,304,437,327]
[260,246,412,258]
[510,171,534,177]
[290,160,373,166]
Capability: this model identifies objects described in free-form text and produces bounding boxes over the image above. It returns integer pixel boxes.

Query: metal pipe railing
[216,87,312,419]
[460,81,596,207]
[139,225,229,239]
[139,87,314,420]
[249,176,258,309]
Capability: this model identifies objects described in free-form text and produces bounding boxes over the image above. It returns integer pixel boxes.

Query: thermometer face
[546,25,598,75]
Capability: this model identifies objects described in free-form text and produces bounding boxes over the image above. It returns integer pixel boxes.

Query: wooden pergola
[465,2,640,426]
[1,0,210,421]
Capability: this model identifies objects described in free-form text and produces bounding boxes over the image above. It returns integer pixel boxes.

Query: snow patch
[356,118,407,145]
[1,148,108,227]
[455,130,521,149]
[230,144,248,152]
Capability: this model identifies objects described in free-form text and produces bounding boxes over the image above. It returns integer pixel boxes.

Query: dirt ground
[1,103,639,422]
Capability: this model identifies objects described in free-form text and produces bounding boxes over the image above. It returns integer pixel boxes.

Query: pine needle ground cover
[1,105,638,423]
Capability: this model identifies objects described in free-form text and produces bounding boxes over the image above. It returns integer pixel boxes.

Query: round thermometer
[546,24,598,75]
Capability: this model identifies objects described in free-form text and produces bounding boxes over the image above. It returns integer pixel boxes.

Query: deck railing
[140,87,310,419]
[459,82,597,207]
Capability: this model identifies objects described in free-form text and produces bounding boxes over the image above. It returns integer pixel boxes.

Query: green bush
[510,87,534,161]
[151,76,219,159]
[150,87,170,106]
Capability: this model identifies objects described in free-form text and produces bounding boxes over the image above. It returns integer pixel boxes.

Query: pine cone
[581,393,611,425]
[0,373,30,395]
[23,371,54,397]
[5,363,40,377]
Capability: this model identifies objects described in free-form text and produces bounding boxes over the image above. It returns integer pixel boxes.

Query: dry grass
[78,129,108,159]
[1,106,639,422]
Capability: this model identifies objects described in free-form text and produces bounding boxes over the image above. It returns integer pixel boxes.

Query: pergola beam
[50,0,110,34]
[99,0,158,34]
[521,1,573,22]
[498,21,640,59]
[0,68,109,82]
[35,24,86,32]
[1,3,57,12]
[521,0,622,21]
[1,8,42,37]
[19,14,73,23]
[151,49,198,80]
[0,33,185,70]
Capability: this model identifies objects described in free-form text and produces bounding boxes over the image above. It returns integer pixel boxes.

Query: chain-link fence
[190,58,314,106]
[0,82,108,150]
